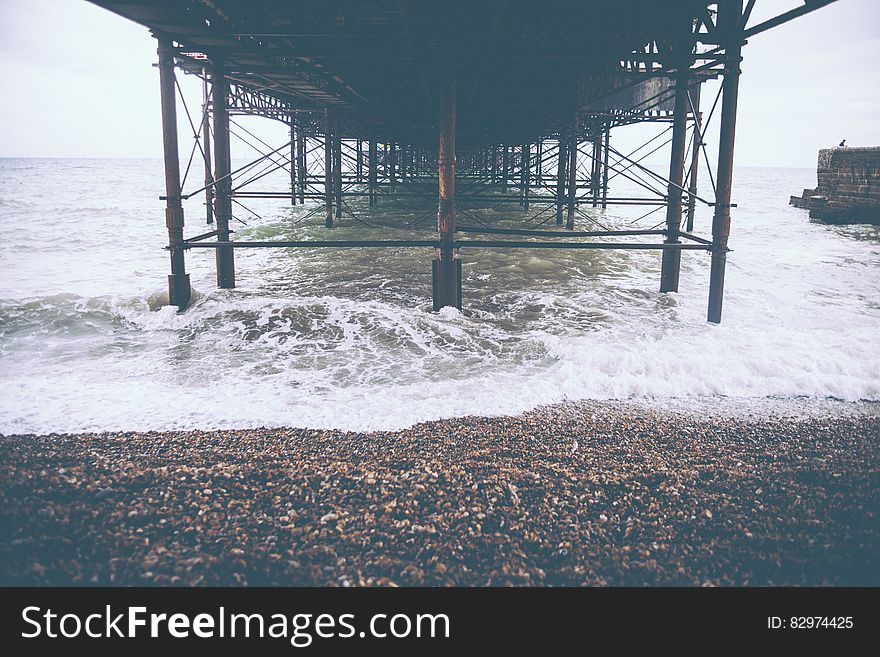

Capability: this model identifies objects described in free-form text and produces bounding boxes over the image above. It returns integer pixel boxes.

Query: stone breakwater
[790,147,880,224]
[1,402,878,586]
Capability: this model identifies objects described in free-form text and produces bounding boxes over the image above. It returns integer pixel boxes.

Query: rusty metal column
[390,142,397,192]
[400,144,407,182]
[210,61,235,289]
[535,139,543,184]
[289,118,297,207]
[686,83,703,232]
[521,143,530,210]
[591,131,602,207]
[157,35,191,310]
[201,71,214,225]
[556,137,567,225]
[501,145,509,193]
[369,136,377,206]
[297,128,306,204]
[659,36,691,294]
[356,138,363,183]
[708,0,743,323]
[334,121,342,220]
[432,66,460,311]
[566,114,579,230]
[324,112,333,228]
[601,125,610,209]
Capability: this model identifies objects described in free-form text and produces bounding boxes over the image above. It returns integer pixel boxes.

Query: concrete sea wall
[790,147,880,224]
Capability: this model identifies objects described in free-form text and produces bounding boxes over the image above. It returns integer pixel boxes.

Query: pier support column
[566,114,579,230]
[289,118,297,207]
[601,125,610,209]
[433,67,461,311]
[708,0,743,323]
[501,145,509,193]
[591,131,602,207]
[535,139,543,184]
[686,84,703,232]
[157,35,190,310]
[334,121,343,220]
[659,34,691,294]
[369,136,377,206]
[297,129,306,204]
[390,142,397,191]
[356,138,363,183]
[324,112,333,227]
[521,143,530,210]
[201,72,214,225]
[556,137,567,225]
[401,145,407,182]
[210,61,235,289]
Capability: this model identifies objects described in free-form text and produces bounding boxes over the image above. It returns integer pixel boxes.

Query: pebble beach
[1,402,878,586]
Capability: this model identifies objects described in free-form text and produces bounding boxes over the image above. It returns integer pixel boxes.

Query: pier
[91,0,838,323]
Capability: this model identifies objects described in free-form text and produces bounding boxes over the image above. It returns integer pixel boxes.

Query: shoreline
[1,401,878,586]
[4,397,879,439]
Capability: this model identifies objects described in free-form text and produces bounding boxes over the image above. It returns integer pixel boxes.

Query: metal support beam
[297,129,306,204]
[157,35,191,310]
[433,66,461,311]
[521,143,530,210]
[210,61,235,289]
[390,141,397,191]
[601,125,610,209]
[566,114,579,230]
[556,138,566,225]
[334,122,342,219]
[708,0,743,323]
[535,139,543,183]
[501,145,509,193]
[324,112,333,227]
[369,136,377,206]
[686,85,702,231]
[591,131,602,207]
[289,118,297,207]
[660,28,691,294]
[201,72,214,225]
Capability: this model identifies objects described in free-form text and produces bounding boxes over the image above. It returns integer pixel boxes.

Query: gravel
[1,402,878,586]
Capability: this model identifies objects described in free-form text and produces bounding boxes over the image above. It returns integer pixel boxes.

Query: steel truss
[144,0,837,323]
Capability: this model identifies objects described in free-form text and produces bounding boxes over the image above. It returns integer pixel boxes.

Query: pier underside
[91,0,837,323]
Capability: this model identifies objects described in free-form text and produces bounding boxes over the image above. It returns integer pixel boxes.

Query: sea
[1,158,878,434]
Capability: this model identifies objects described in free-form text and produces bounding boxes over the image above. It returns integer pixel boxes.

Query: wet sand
[1,402,878,586]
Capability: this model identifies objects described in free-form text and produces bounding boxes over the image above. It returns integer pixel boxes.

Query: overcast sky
[0,0,878,166]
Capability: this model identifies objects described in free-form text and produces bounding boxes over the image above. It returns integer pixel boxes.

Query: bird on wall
[839,139,847,147]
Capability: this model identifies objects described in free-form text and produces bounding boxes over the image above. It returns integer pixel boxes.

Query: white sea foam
[1,160,878,434]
